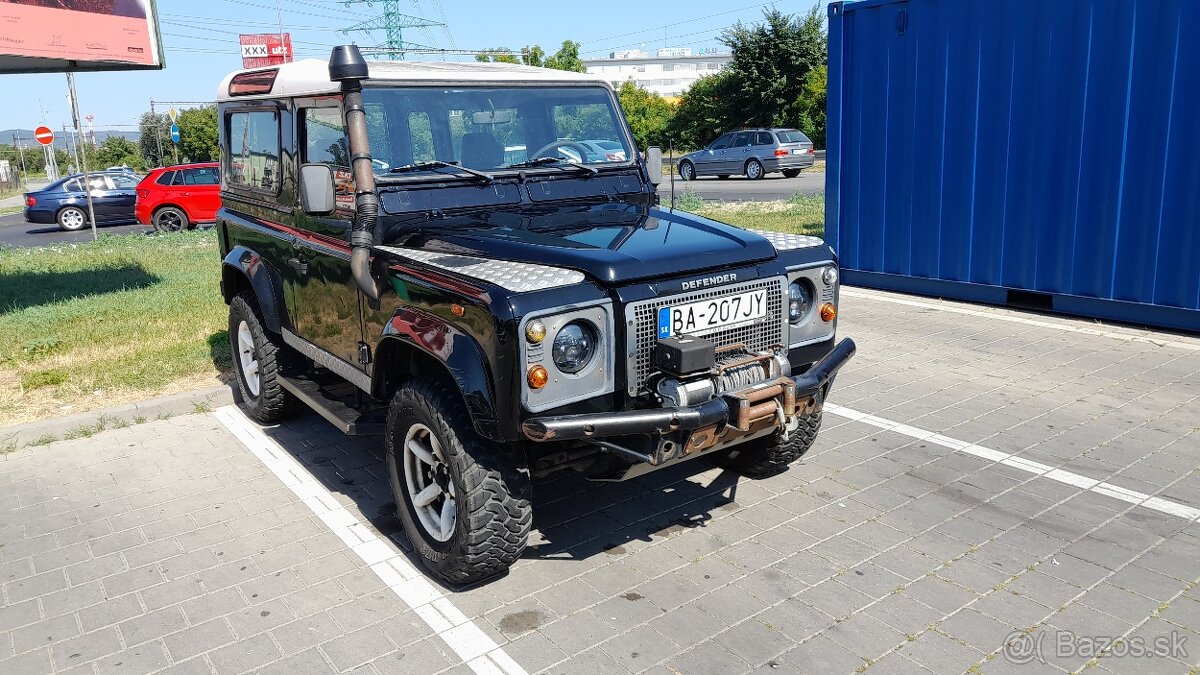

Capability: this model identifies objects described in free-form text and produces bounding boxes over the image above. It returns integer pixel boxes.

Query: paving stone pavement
[2,288,1199,675]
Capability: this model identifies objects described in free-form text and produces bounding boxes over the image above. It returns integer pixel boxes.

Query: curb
[0,384,240,452]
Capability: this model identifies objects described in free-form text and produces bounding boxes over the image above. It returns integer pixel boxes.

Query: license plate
[792,149,805,155]
[657,290,768,339]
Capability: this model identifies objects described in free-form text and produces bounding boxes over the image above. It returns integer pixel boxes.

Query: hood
[385,202,777,285]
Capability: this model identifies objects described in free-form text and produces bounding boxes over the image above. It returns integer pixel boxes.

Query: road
[0,211,147,247]
[671,171,825,202]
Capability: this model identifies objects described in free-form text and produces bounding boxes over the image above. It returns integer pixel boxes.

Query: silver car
[677,128,815,181]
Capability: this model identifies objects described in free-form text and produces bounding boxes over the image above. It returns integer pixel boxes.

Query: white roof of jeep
[217,58,608,101]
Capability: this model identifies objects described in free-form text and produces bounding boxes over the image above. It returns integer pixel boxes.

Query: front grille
[624,277,788,396]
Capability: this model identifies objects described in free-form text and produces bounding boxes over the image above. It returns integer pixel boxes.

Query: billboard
[239,33,292,69]
[0,0,163,73]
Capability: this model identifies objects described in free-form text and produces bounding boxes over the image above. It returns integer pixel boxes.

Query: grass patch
[0,230,228,426]
[690,191,824,237]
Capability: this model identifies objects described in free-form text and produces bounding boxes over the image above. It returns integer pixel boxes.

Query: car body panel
[136,163,222,225]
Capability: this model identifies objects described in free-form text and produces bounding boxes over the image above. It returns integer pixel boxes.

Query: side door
[695,133,731,174]
[104,172,140,222]
[82,174,122,222]
[180,166,222,222]
[726,132,754,174]
[286,103,367,373]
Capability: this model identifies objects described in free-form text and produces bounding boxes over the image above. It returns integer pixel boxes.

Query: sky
[1,0,833,133]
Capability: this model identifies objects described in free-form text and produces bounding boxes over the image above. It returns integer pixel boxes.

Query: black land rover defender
[217,46,855,584]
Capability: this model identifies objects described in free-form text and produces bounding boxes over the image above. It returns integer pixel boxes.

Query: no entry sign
[239,34,293,69]
[34,126,54,145]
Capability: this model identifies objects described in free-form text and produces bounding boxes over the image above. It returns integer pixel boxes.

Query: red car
[135,162,221,232]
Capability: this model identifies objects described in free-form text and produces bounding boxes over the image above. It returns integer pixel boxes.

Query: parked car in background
[579,139,627,161]
[23,172,142,231]
[677,128,816,181]
[135,162,221,232]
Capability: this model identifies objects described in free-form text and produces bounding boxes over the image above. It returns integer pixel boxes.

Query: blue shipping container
[826,0,1200,332]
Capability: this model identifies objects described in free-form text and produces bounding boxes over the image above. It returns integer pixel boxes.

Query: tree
[667,72,739,149]
[138,111,170,168]
[175,106,219,162]
[720,6,827,133]
[475,48,519,64]
[794,65,827,148]
[94,135,144,171]
[616,81,675,149]
[544,40,586,73]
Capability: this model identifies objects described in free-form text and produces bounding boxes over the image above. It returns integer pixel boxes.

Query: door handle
[287,257,309,275]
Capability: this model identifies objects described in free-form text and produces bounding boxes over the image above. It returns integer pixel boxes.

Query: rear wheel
[386,380,532,585]
[782,169,802,178]
[718,410,822,478]
[153,206,188,233]
[678,161,696,181]
[744,159,765,180]
[228,291,303,424]
[57,206,87,231]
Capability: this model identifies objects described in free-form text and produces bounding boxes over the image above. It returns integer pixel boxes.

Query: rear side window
[182,167,220,185]
[776,130,811,144]
[62,178,81,192]
[156,171,177,186]
[227,111,281,193]
[731,132,753,147]
[754,132,774,146]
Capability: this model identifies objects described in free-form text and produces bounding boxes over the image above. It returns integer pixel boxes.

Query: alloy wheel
[403,422,457,542]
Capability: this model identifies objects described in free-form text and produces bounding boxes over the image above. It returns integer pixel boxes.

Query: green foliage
[475,48,519,64]
[664,5,828,149]
[0,143,71,177]
[520,45,545,67]
[672,187,705,211]
[176,106,219,162]
[545,40,587,73]
[616,81,676,149]
[138,111,170,168]
[94,135,144,171]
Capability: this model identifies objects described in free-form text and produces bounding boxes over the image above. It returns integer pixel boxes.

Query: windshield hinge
[357,342,372,366]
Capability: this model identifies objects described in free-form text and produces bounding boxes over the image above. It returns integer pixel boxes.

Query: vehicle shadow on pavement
[251,410,747,586]
[0,264,159,314]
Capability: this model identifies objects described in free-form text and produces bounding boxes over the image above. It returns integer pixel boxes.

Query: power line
[579,2,776,47]
[342,1,443,61]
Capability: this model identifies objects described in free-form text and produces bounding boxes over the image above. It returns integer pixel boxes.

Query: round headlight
[551,321,597,374]
[788,281,813,324]
[822,266,839,286]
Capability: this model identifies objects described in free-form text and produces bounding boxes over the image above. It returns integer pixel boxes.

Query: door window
[302,108,348,166]
[731,132,753,147]
[227,111,281,193]
[754,132,774,146]
[109,173,140,189]
[181,167,220,185]
[709,134,733,150]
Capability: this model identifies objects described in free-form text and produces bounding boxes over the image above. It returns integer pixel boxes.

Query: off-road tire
[782,169,802,178]
[744,159,765,181]
[153,206,189,233]
[386,380,532,585]
[718,411,822,478]
[228,291,303,424]
[57,206,87,231]
[678,160,696,181]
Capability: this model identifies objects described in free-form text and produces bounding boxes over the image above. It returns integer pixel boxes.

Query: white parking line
[824,403,1200,522]
[841,289,1200,352]
[213,406,527,675]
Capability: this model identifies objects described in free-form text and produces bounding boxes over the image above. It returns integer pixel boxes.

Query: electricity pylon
[342,0,443,60]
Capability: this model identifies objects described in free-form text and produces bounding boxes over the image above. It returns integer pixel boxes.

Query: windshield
[361,86,633,174]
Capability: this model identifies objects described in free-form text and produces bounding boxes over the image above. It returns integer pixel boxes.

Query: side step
[278,376,385,436]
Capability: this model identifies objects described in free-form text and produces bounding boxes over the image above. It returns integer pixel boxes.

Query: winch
[653,335,791,408]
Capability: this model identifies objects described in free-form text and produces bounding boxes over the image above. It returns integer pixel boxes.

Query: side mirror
[645,146,663,186]
[299,164,336,215]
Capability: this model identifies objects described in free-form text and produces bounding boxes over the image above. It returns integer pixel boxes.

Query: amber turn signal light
[527,365,549,389]
[820,303,837,322]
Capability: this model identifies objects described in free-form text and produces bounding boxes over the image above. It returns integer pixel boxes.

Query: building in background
[584,48,731,98]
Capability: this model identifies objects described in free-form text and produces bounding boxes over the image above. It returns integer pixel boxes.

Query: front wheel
[718,410,822,478]
[745,159,765,180]
[386,380,532,585]
[782,169,802,178]
[678,161,695,181]
[57,206,87,231]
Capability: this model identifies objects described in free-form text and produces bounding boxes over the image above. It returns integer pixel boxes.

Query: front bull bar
[522,338,856,443]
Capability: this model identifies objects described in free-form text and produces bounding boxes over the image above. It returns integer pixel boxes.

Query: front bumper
[523,338,856,464]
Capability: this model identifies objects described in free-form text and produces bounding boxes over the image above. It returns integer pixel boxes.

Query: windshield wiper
[504,156,599,176]
[389,160,493,183]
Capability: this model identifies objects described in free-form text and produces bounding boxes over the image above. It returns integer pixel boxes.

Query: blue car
[24,171,142,231]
